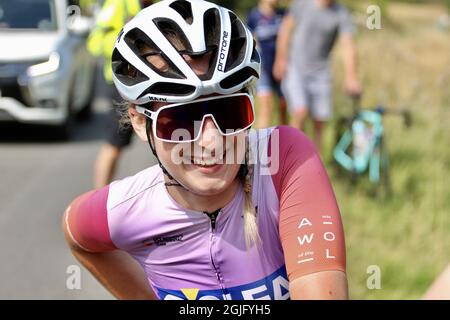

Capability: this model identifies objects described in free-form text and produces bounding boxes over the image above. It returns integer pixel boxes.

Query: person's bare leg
[423,264,450,299]
[313,119,327,152]
[290,107,309,131]
[256,93,274,128]
[279,98,288,125]
[94,143,123,188]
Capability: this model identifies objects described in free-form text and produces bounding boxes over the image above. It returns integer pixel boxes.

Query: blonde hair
[241,142,261,249]
[115,100,133,129]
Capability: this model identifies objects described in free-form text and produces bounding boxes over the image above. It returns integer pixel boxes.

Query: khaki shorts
[282,69,333,121]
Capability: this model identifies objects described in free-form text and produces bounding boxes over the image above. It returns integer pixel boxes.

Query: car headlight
[27,52,60,77]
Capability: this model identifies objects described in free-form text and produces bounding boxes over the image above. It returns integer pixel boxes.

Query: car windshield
[0,0,57,31]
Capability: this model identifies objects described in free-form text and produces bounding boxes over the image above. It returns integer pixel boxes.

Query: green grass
[330,2,450,299]
[257,1,450,299]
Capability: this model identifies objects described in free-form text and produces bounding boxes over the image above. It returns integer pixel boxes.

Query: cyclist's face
[130,46,245,196]
[154,114,245,195]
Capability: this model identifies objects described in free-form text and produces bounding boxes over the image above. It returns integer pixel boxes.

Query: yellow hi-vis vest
[87,0,141,83]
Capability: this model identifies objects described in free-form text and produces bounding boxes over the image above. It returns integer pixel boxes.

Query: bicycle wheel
[378,135,392,197]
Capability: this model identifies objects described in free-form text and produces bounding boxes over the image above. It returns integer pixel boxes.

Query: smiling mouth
[191,158,222,167]
[188,150,227,167]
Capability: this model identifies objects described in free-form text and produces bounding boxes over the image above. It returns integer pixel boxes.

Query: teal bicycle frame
[334,109,385,183]
[333,104,410,185]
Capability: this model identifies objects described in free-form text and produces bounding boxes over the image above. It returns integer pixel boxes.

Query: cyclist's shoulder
[67,165,163,213]
[107,164,164,210]
[252,125,315,150]
[250,126,317,183]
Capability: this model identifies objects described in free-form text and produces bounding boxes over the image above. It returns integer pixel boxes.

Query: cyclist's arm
[271,126,348,300]
[62,188,157,300]
[289,271,348,300]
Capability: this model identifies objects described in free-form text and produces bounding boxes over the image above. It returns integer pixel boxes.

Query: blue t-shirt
[247,7,285,71]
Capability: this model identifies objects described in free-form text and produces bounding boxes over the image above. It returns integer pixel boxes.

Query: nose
[196,116,221,148]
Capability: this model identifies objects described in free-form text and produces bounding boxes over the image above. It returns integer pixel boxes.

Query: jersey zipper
[204,209,228,299]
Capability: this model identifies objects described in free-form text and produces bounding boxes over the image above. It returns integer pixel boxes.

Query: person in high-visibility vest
[89,0,153,188]
[87,0,142,83]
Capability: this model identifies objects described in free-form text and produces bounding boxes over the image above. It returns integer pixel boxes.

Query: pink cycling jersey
[65,126,346,300]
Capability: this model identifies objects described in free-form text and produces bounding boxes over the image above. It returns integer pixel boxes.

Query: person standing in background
[77,0,101,16]
[87,0,152,188]
[247,0,287,128]
[273,0,361,150]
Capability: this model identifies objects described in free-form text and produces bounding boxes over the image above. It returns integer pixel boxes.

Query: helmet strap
[238,135,249,180]
[145,118,184,188]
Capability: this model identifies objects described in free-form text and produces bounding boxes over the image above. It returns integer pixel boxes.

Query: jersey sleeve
[64,185,117,252]
[270,126,346,281]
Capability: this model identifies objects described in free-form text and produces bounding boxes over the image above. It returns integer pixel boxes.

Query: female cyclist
[62,0,347,300]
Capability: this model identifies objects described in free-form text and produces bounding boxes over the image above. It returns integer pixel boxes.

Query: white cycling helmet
[112,0,261,106]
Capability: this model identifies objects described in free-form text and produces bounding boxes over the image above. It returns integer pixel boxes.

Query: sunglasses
[135,93,255,143]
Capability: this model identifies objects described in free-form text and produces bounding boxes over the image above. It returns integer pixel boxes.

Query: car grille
[0,61,46,108]
[0,81,31,107]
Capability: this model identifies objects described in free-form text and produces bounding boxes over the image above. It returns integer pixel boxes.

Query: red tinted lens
[155,102,205,141]
[209,95,254,133]
[155,95,254,141]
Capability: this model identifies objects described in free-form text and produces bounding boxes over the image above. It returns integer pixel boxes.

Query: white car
[0,0,97,137]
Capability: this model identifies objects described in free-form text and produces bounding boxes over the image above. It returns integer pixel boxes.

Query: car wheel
[54,108,75,141]
[76,79,96,121]
[54,80,76,140]
[76,62,98,122]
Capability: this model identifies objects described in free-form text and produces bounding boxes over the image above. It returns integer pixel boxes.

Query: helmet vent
[220,66,258,90]
[224,12,247,72]
[124,27,186,79]
[169,0,193,25]
[138,82,196,98]
[250,39,260,63]
[112,48,149,86]
[153,18,193,53]
[203,8,220,50]
[198,8,221,81]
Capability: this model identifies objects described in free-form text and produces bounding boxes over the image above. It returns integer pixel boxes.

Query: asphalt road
[0,73,157,299]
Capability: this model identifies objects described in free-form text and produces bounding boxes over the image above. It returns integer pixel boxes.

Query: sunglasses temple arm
[136,106,156,120]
